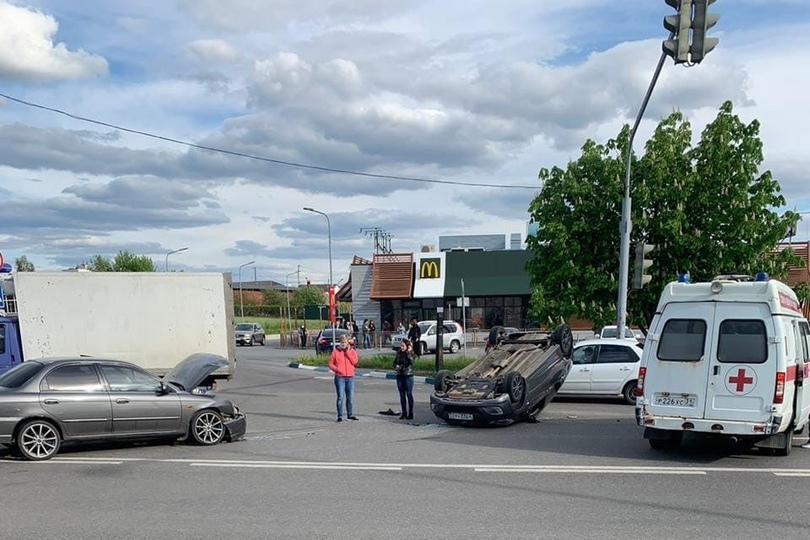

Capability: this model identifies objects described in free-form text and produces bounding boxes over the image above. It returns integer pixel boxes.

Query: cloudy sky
[0,0,808,284]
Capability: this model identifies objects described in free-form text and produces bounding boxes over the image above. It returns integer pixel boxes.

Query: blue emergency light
[755,272,769,282]
[677,273,690,283]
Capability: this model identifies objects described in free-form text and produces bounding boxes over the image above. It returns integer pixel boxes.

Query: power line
[0,90,540,190]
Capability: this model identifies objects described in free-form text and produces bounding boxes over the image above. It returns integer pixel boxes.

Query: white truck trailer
[0,272,236,380]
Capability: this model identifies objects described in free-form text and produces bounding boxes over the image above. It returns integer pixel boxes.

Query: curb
[288,362,435,385]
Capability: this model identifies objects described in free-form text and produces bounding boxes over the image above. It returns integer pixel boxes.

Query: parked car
[485,326,520,352]
[234,322,266,346]
[558,338,643,404]
[315,328,356,354]
[596,325,640,341]
[0,354,246,461]
[391,320,465,354]
[430,325,574,426]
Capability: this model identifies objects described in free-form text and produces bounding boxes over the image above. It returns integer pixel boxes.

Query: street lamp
[238,260,255,320]
[303,207,334,350]
[165,247,188,272]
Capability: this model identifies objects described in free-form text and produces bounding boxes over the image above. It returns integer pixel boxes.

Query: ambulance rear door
[794,320,810,429]
[703,302,774,423]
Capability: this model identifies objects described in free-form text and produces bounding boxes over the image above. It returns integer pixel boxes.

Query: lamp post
[165,247,188,272]
[285,270,298,336]
[238,260,255,320]
[303,207,335,350]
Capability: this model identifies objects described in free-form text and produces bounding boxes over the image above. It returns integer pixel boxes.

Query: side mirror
[157,381,171,395]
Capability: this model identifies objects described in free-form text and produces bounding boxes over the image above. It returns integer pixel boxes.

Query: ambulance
[635,273,810,455]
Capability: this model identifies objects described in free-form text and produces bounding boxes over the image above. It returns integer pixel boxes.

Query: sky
[0,0,808,285]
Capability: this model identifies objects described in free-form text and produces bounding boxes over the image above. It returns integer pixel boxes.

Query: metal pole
[164,247,188,272]
[617,41,670,340]
[461,278,467,356]
[238,260,255,321]
[304,207,335,350]
[285,270,297,339]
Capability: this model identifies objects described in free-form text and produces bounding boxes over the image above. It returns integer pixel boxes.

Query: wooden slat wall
[370,253,414,299]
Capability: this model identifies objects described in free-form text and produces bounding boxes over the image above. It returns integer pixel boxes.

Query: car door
[39,363,112,439]
[590,344,640,394]
[563,344,597,393]
[98,363,183,436]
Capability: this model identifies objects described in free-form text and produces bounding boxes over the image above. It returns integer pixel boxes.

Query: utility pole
[360,227,393,254]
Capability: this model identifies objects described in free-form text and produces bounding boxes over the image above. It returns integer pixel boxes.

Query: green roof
[444,250,532,296]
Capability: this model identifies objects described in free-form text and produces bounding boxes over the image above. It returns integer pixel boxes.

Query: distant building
[438,233,522,252]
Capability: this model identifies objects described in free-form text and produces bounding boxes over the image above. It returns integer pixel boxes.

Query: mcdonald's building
[341,245,535,331]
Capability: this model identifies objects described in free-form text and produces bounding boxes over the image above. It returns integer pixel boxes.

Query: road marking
[773,472,810,477]
[24,460,125,465]
[475,468,706,475]
[191,463,401,471]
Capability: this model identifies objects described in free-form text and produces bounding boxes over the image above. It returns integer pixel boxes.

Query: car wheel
[434,370,454,392]
[774,429,793,456]
[622,381,638,405]
[247,336,254,347]
[190,410,226,445]
[503,372,526,407]
[418,342,428,355]
[16,419,62,461]
[447,340,460,354]
[551,324,574,358]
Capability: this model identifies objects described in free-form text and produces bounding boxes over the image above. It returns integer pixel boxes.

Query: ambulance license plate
[654,395,696,407]
[448,412,474,421]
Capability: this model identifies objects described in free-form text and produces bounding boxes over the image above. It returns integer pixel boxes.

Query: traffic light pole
[616,37,671,340]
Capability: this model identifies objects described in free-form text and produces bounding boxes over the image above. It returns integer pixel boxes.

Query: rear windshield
[657,319,707,361]
[0,361,45,388]
[717,319,767,364]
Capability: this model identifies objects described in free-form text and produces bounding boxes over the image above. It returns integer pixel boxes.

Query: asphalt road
[2,344,809,540]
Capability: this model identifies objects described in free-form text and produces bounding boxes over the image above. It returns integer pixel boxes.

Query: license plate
[448,412,474,421]
[654,395,696,407]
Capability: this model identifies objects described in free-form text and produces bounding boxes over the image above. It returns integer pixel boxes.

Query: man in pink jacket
[328,334,359,422]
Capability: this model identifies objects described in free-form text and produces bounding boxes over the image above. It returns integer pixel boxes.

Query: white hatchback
[558,338,643,404]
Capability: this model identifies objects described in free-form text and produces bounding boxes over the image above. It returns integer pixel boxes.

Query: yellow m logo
[420,259,440,279]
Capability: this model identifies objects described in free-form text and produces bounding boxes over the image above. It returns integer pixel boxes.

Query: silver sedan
[0,354,246,460]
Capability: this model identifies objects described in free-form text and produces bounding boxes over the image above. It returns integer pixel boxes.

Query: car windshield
[0,361,45,388]
[418,322,431,333]
[235,324,253,331]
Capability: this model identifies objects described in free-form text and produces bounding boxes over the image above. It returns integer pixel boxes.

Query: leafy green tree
[292,285,326,308]
[85,251,156,272]
[261,288,287,307]
[527,101,801,330]
[15,255,35,272]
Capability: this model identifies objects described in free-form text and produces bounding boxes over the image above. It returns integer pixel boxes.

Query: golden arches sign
[420,258,440,279]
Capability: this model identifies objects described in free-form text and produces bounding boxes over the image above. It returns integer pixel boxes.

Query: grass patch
[293,353,475,376]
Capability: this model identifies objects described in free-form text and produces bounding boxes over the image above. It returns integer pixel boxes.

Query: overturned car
[430,325,573,426]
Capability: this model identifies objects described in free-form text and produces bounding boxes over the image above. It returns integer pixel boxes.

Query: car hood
[164,353,228,391]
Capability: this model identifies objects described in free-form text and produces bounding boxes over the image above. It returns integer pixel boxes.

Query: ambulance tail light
[636,367,646,397]
[773,372,785,404]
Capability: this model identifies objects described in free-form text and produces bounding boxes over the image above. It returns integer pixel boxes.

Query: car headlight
[481,406,504,415]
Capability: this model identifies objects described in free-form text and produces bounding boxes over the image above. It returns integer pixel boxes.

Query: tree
[292,285,326,308]
[526,101,801,330]
[261,288,287,307]
[85,251,156,272]
[15,255,35,272]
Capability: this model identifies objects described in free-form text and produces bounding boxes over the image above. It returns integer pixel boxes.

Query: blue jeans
[334,376,355,418]
[396,376,414,416]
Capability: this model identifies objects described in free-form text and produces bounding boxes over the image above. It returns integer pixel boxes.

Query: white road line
[191,463,401,471]
[23,460,125,465]
[475,468,706,475]
[773,472,810,477]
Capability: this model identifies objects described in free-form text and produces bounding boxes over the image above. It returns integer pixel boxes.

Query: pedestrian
[362,318,370,349]
[327,334,359,422]
[393,338,415,420]
[368,319,377,348]
[299,325,308,349]
[407,318,422,357]
[345,319,354,340]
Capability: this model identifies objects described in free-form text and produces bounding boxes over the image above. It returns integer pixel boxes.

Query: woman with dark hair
[393,339,415,420]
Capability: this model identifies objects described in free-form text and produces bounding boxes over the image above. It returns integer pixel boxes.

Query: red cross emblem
[728,368,754,392]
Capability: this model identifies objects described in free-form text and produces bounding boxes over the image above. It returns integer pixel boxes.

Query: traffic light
[632,243,655,290]
[690,0,720,63]
[663,0,692,63]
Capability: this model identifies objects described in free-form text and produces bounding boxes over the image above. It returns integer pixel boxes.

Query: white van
[635,274,810,455]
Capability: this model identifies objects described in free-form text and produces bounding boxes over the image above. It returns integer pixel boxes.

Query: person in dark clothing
[393,338,415,420]
[407,318,422,356]
[299,325,308,349]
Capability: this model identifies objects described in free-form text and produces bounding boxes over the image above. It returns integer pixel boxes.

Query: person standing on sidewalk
[407,318,422,357]
[393,339,415,420]
[328,334,359,422]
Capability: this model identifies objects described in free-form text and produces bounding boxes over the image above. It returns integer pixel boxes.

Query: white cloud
[0,1,107,82]
[184,39,242,65]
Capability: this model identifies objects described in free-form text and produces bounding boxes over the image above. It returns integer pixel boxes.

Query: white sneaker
[802,441,810,449]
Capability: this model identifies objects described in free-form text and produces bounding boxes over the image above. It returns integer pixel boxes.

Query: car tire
[622,381,638,405]
[260,336,266,346]
[418,342,428,356]
[448,340,460,354]
[190,410,226,445]
[648,431,683,450]
[247,336,254,347]
[16,419,62,461]
[503,371,526,407]
[552,324,574,358]
[434,370,454,392]
[774,429,793,456]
